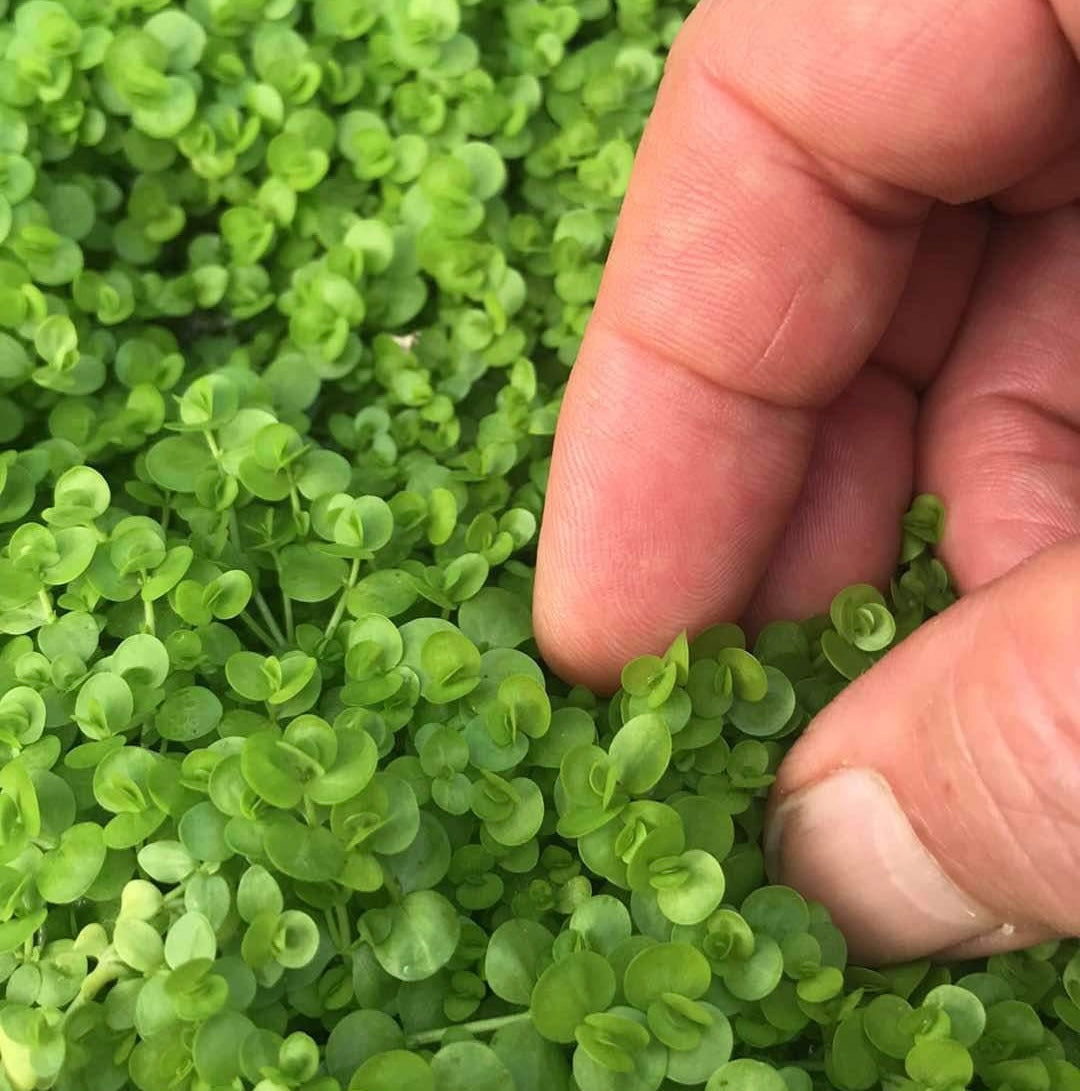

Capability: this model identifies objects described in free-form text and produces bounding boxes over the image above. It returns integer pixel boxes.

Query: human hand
[533,0,1080,964]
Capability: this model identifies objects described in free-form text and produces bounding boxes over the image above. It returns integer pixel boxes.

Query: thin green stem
[406,1011,530,1048]
[228,510,287,648]
[322,557,360,647]
[323,908,343,951]
[274,549,295,643]
[203,429,222,461]
[335,903,350,949]
[239,611,277,652]
[228,506,243,549]
[253,591,287,647]
[143,596,156,635]
[282,592,295,644]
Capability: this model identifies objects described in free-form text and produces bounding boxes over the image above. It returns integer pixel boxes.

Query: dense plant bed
[0,1,1076,1090]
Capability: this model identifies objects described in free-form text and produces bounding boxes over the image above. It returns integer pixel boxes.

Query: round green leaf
[36,823,106,903]
[609,713,671,795]
[623,943,711,1010]
[156,686,223,742]
[922,984,986,1047]
[485,920,555,1005]
[531,950,617,1043]
[278,544,348,602]
[363,890,460,981]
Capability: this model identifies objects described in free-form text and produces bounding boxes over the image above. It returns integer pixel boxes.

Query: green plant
[0,0,1072,1089]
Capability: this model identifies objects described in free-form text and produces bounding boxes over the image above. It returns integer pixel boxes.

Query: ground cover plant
[0,0,1077,1089]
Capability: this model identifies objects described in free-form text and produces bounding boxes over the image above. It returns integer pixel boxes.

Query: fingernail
[764,769,1000,964]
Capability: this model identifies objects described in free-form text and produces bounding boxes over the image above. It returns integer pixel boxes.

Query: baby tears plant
[0,0,1073,1089]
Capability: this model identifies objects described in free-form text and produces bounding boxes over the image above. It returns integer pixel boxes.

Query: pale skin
[533,0,1080,964]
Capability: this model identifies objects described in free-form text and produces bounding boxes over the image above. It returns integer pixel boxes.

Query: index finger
[533,0,1078,691]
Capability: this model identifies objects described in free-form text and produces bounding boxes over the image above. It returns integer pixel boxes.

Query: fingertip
[532,540,628,695]
[533,331,814,692]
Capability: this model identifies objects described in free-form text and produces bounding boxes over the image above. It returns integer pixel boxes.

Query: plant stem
[322,557,360,647]
[228,508,288,647]
[273,551,295,643]
[335,903,350,948]
[282,592,295,644]
[323,908,343,951]
[143,596,156,635]
[239,611,278,651]
[406,1011,530,1048]
[253,591,286,647]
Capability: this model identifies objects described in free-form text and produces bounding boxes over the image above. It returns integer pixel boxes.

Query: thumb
[765,538,1080,965]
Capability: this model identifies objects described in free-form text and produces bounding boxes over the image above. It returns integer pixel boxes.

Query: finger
[920,206,1080,592]
[995,138,1080,213]
[935,925,1058,963]
[535,0,1080,691]
[872,203,991,391]
[741,367,915,633]
[743,205,989,628]
[766,539,1080,964]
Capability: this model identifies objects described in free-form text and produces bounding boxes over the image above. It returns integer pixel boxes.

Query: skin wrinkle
[927,573,1080,930]
[941,405,1080,459]
[974,378,1080,437]
[585,321,819,477]
[601,53,925,407]
[974,704,1072,929]
[689,53,931,233]
[597,138,882,409]
[907,630,991,907]
[972,379,1080,439]
[696,0,1080,198]
[966,319,1080,394]
[947,640,1042,920]
[946,453,1080,508]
